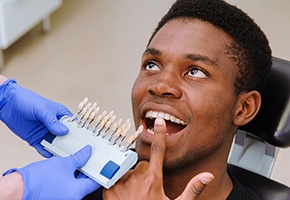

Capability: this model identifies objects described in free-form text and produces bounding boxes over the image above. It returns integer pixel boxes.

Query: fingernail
[200,175,214,185]
[155,117,164,125]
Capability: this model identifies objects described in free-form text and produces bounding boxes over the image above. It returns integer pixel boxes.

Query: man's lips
[143,110,187,135]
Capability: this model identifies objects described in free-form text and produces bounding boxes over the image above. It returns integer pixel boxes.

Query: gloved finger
[69,145,93,169]
[34,143,53,158]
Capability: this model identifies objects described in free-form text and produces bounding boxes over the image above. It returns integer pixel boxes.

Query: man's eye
[145,62,160,71]
[188,68,206,78]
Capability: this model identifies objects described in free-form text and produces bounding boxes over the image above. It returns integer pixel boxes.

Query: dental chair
[228,57,290,200]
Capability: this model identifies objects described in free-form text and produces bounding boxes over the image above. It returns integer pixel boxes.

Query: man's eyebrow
[143,48,218,67]
[143,48,161,56]
[186,54,218,67]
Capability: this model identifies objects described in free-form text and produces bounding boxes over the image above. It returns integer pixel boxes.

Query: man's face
[131,19,240,170]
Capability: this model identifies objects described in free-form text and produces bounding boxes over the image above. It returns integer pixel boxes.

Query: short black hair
[148,0,272,94]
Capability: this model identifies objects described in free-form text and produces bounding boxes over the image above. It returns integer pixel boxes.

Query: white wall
[226,0,290,186]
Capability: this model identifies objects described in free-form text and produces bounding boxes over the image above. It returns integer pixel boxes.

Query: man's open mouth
[144,110,187,135]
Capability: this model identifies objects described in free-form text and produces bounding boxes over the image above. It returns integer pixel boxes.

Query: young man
[85,0,272,199]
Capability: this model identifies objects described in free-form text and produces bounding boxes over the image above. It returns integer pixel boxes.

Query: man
[85,0,272,199]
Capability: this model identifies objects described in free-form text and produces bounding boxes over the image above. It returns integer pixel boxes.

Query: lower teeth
[147,128,169,135]
[147,128,154,135]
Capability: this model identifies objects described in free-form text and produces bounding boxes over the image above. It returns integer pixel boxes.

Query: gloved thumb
[177,172,214,200]
[45,119,69,136]
[69,145,93,169]
[70,145,101,196]
[37,105,72,136]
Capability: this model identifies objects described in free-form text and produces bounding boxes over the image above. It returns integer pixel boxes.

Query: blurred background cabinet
[0,0,62,68]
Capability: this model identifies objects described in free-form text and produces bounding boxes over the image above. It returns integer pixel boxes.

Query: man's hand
[103,117,214,199]
[0,79,72,157]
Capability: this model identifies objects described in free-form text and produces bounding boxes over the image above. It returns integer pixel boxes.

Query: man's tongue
[165,120,185,135]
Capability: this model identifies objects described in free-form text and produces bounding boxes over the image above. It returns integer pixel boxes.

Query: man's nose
[147,70,182,99]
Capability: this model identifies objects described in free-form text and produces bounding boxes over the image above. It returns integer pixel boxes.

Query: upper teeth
[145,111,186,125]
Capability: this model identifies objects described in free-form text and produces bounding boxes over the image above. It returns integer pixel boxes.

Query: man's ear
[233,91,261,126]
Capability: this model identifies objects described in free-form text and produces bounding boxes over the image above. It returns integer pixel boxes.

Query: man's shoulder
[227,174,261,200]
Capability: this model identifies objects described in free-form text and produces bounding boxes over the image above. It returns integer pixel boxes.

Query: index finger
[148,117,167,172]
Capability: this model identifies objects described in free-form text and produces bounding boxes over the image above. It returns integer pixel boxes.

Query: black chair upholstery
[228,164,290,200]
[240,57,290,147]
[228,57,290,200]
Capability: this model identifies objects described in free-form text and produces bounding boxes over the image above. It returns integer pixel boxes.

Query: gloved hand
[0,79,72,157]
[3,145,100,200]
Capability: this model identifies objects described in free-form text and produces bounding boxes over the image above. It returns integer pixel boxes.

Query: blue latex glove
[0,79,72,157]
[3,145,100,200]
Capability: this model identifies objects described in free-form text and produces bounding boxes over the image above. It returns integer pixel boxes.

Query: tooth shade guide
[97,111,108,123]
[80,112,91,127]
[105,119,113,129]
[92,110,108,132]
[110,122,118,132]
[68,98,141,151]
[81,102,92,115]
[78,97,88,112]
[41,97,138,189]
[108,110,114,118]
[116,119,123,127]
[123,125,143,150]
[136,125,144,133]
[110,115,116,123]
[77,102,93,124]
[70,97,89,122]
[84,111,97,128]
[78,102,98,127]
